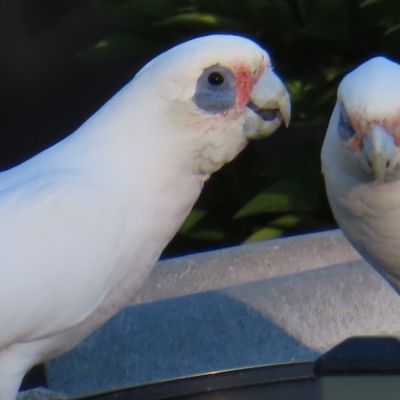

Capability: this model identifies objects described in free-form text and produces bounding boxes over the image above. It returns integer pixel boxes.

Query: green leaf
[247,0,296,31]
[184,230,227,242]
[265,136,325,183]
[312,85,337,108]
[385,23,400,36]
[286,80,314,102]
[234,179,323,218]
[247,0,270,6]
[197,0,217,12]
[269,213,310,229]
[300,0,350,40]
[323,64,350,82]
[197,0,245,20]
[155,12,251,33]
[121,0,176,19]
[359,0,387,7]
[80,34,161,62]
[94,0,154,32]
[296,0,308,22]
[243,227,284,243]
[179,209,207,234]
[269,213,326,230]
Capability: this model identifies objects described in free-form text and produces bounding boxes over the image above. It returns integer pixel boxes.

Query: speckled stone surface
[132,229,361,305]
[44,230,400,397]
[17,388,66,400]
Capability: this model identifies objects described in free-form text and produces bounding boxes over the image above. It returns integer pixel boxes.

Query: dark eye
[338,104,355,141]
[208,72,224,86]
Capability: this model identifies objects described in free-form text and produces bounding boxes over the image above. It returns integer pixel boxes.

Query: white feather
[0,35,289,400]
[322,57,400,298]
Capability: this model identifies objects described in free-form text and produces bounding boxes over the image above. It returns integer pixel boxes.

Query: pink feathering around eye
[344,111,362,150]
[232,56,268,109]
[349,137,363,150]
[394,112,400,138]
[346,112,400,149]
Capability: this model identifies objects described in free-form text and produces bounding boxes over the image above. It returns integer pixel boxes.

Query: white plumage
[322,56,400,293]
[0,35,290,399]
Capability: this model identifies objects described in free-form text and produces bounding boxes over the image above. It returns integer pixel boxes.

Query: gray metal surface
[133,229,361,305]
[42,230,400,397]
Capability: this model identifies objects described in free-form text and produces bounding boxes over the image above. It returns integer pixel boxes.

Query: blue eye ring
[338,104,356,141]
[193,65,236,114]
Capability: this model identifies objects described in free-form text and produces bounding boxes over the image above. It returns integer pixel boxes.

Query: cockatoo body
[322,57,400,292]
[0,35,290,399]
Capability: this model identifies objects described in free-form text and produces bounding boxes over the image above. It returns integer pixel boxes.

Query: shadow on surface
[46,291,318,397]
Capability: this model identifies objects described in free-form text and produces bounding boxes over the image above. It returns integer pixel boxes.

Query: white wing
[0,167,121,348]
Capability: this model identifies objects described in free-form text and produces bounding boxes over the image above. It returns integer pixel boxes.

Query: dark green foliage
[85,0,400,255]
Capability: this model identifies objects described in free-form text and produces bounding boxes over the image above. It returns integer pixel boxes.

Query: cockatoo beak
[245,69,290,139]
[362,124,400,182]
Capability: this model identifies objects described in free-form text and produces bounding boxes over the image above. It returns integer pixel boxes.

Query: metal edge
[72,359,316,400]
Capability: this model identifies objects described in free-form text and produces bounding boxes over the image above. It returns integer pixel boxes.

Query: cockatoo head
[131,35,290,176]
[330,56,400,183]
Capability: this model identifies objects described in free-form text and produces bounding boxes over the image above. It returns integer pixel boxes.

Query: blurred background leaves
[2,1,400,257]
[80,0,400,256]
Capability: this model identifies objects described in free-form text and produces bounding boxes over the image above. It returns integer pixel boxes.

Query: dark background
[0,0,150,169]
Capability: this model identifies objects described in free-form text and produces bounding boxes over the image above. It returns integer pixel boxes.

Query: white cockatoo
[322,56,400,293]
[0,34,290,400]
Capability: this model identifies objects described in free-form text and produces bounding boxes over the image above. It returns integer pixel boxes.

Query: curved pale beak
[245,69,291,139]
[363,124,399,182]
